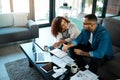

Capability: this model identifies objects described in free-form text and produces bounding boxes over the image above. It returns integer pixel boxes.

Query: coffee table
[20,42,71,80]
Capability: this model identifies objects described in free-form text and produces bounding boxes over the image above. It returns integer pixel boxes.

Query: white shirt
[56,22,80,43]
[89,32,93,44]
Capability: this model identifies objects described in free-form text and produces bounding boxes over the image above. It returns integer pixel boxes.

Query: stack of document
[51,55,74,68]
[70,70,99,80]
[35,51,51,63]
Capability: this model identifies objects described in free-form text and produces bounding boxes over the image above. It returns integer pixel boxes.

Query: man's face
[83,18,96,32]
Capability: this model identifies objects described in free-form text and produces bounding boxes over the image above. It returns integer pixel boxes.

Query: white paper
[61,55,74,65]
[51,55,74,68]
[52,67,67,78]
[70,70,98,80]
[51,55,66,68]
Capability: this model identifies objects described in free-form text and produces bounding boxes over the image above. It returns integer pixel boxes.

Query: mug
[70,63,78,74]
[44,45,49,51]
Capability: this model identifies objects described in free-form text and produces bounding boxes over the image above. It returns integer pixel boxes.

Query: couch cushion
[102,18,120,47]
[99,59,120,79]
[13,13,28,27]
[0,13,13,27]
[0,27,31,44]
[0,27,28,35]
[112,45,120,55]
[100,18,120,79]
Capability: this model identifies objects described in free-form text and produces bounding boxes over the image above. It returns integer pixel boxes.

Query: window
[55,0,93,18]
[0,0,10,13]
[13,0,29,12]
[106,0,120,17]
[34,0,49,24]
[56,0,81,17]
[0,0,29,13]
[83,0,93,14]
[95,0,104,17]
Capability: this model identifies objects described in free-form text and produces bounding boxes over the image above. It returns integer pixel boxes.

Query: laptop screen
[33,42,51,63]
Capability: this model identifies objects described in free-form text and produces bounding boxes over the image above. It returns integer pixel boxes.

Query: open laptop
[33,42,52,63]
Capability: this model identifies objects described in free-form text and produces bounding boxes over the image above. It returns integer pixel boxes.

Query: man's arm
[89,31,112,59]
[62,43,74,52]
[74,49,90,57]
[62,30,83,52]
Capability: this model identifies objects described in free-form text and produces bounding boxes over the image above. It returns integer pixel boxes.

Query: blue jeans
[68,43,102,74]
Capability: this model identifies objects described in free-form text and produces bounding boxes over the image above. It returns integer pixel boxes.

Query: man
[62,14,113,74]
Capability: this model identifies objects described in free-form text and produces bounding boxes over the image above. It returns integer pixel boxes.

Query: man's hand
[62,43,74,52]
[74,49,90,57]
[74,49,83,55]
[62,44,69,52]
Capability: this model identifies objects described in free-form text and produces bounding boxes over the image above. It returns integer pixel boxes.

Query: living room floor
[0,27,54,80]
[0,44,26,80]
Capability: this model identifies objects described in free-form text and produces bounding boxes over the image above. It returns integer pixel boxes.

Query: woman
[50,16,80,50]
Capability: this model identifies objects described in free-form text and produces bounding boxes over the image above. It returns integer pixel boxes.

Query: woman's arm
[65,23,80,42]
[53,39,66,48]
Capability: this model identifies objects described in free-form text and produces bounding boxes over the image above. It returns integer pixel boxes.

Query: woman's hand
[53,40,66,48]
[53,42,60,48]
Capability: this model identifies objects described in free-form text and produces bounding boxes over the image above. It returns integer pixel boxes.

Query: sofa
[0,13,39,45]
[98,17,120,80]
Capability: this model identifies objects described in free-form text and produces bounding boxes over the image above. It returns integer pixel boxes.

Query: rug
[5,58,44,80]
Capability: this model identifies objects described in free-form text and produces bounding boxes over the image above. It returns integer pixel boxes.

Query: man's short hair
[84,14,97,22]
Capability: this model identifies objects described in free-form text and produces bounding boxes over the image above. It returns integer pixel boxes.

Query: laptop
[33,42,52,63]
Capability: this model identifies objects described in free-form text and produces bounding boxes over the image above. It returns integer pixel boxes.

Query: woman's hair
[51,16,70,37]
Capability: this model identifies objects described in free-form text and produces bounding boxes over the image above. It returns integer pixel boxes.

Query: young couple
[50,14,113,74]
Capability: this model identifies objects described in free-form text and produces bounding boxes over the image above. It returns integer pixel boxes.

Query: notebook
[49,48,67,58]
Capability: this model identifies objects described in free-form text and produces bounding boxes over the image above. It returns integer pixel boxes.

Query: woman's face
[60,19,68,32]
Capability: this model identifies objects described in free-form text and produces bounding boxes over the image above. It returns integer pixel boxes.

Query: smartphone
[40,62,59,73]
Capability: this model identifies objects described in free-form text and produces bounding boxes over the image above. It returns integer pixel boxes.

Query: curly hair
[51,16,70,37]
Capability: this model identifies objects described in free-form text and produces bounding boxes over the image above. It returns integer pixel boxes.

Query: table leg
[29,60,33,67]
